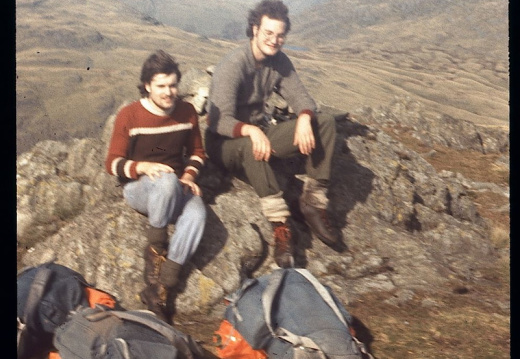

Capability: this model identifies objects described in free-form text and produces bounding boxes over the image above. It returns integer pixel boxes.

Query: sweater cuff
[129,161,139,179]
[184,168,198,179]
[299,109,315,119]
[232,122,246,138]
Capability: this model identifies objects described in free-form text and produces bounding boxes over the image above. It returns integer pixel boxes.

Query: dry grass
[346,290,510,359]
[490,227,510,250]
[290,48,508,130]
[340,126,511,359]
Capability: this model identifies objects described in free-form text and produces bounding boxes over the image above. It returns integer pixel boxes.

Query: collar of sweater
[140,98,175,117]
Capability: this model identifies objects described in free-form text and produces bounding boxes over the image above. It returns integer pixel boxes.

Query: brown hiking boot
[299,198,341,248]
[271,221,294,268]
[143,244,167,285]
[141,255,181,324]
[140,282,169,322]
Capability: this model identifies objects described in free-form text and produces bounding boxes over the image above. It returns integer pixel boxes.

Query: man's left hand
[179,176,202,196]
[293,113,315,155]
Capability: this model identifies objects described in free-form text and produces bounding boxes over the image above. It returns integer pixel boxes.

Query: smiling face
[144,73,178,112]
[251,15,287,62]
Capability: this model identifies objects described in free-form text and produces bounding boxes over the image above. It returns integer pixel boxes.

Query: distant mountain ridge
[120,0,508,61]
[119,0,328,39]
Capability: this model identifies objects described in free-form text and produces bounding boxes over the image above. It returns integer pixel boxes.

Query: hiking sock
[147,226,168,252]
[260,191,291,224]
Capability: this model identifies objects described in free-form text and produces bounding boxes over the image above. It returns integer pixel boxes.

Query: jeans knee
[153,172,180,199]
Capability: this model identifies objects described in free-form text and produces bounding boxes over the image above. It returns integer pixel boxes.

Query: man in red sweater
[105,50,206,323]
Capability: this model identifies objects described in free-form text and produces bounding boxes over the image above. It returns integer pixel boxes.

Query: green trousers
[205,113,336,198]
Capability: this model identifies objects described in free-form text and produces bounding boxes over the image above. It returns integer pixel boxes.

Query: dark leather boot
[271,221,294,268]
[143,226,168,285]
[299,197,341,247]
[140,259,181,324]
[140,282,169,322]
[143,244,167,285]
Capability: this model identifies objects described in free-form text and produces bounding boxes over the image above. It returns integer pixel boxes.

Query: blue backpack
[218,268,372,359]
[17,262,93,359]
[53,305,205,359]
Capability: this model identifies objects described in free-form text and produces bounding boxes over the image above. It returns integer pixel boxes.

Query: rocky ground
[174,120,510,359]
[17,101,509,359]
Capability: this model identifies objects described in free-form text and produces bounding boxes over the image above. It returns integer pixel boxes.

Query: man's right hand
[136,161,174,181]
[241,124,273,161]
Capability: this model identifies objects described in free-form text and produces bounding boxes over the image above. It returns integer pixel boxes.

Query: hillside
[15,0,508,155]
[16,0,235,154]
[290,0,509,128]
[16,0,508,154]
[119,0,327,38]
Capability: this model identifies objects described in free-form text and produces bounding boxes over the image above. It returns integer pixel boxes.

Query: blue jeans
[123,172,206,265]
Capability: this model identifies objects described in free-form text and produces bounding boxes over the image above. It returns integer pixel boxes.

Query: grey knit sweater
[206,42,317,138]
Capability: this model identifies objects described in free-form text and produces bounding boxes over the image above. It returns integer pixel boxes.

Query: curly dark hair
[246,0,291,39]
[137,50,182,97]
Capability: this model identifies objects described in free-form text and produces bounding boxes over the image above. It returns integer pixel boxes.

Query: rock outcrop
[17,69,509,319]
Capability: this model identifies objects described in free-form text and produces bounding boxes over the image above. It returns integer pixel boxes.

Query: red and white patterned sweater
[105,98,206,183]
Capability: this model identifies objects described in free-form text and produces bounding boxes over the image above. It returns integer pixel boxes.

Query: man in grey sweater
[206,0,341,268]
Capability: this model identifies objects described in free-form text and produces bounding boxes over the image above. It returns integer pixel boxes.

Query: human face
[251,16,286,61]
[144,73,178,111]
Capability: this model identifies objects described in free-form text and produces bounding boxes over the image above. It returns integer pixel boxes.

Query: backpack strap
[260,269,284,331]
[17,266,52,349]
[86,307,202,359]
[22,267,52,324]
[352,336,375,359]
[225,278,258,322]
[293,268,348,326]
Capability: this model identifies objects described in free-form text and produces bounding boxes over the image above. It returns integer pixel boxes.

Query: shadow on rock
[351,315,377,359]
[273,110,376,265]
[189,206,229,271]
